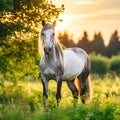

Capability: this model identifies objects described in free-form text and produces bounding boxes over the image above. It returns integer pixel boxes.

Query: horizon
[52,0,120,45]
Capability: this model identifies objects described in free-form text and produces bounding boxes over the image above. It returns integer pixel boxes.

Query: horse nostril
[44,47,46,52]
[44,46,51,54]
[49,47,51,51]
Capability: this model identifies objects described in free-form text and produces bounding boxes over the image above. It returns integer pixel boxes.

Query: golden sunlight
[55,14,69,32]
[52,0,120,45]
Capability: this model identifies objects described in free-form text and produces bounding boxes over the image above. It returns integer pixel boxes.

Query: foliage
[90,54,108,75]
[0,0,64,82]
[89,54,120,76]
[0,75,120,120]
[0,33,40,82]
[109,56,120,76]
[0,0,64,37]
[90,53,120,76]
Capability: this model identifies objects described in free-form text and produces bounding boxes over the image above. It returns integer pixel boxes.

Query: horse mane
[55,41,63,59]
[54,41,64,75]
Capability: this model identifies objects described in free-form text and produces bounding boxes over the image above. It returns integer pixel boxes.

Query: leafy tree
[0,0,12,11]
[0,0,64,37]
[0,33,40,81]
[0,0,64,81]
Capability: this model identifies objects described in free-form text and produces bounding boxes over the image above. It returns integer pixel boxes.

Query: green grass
[0,75,120,120]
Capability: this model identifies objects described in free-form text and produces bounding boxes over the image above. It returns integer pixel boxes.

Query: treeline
[58,30,120,57]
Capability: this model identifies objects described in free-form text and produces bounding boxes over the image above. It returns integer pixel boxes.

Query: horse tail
[75,78,81,102]
[75,75,93,103]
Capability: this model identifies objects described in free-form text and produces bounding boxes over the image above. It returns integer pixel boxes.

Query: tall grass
[0,75,120,120]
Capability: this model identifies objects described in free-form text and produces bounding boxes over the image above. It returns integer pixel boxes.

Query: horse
[39,20,92,106]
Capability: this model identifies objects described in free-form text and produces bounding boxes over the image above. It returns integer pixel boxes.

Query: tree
[106,30,120,57]
[77,31,91,53]
[90,32,106,55]
[0,0,64,81]
[0,0,64,37]
[58,30,76,48]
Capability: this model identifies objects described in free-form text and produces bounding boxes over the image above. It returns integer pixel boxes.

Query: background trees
[77,31,91,53]
[58,30,76,48]
[58,30,120,57]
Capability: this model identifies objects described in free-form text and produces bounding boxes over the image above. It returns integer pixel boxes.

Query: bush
[0,34,40,82]
[90,54,108,75]
[109,56,120,76]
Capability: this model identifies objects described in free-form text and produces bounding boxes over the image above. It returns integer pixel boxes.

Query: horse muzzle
[44,46,52,55]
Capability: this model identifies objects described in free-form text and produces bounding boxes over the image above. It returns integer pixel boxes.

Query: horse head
[41,20,56,55]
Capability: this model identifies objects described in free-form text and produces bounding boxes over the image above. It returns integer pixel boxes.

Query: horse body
[39,21,92,105]
[40,48,87,80]
[62,48,86,80]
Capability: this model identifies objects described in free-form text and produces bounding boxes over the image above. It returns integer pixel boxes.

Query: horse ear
[52,21,56,27]
[42,20,45,26]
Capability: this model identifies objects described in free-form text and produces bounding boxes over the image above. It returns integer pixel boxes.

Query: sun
[55,14,69,32]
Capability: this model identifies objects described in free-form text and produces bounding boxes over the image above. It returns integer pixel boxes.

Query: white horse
[39,21,92,105]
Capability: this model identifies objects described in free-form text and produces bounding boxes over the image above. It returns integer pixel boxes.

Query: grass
[0,75,120,120]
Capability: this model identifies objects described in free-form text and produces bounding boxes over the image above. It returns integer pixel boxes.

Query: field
[1,1,120,119]
[1,41,120,120]
[0,75,120,120]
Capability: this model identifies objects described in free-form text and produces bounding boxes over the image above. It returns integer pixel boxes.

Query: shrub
[109,56,120,76]
[90,54,108,75]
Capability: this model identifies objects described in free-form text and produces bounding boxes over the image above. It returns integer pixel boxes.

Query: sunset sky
[52,0,120,45]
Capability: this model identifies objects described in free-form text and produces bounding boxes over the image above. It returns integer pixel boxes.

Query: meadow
[1,35,120,120]
[1,1,120,119]
[0,74,120,120]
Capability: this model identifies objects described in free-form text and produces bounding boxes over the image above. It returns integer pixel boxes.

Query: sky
[52,0,120,45]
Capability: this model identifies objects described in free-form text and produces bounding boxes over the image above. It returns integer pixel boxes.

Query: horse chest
[44,68,55,78]
[40,59,57,79]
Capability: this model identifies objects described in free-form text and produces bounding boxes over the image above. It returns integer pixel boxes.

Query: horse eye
[53,33,55,36]
[42,33,44,35]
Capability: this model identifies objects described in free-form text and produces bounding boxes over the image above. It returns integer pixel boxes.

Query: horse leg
[78,71,90,103]
[67,80,78,100]
[41,74,48,108]
[56,76,62,106]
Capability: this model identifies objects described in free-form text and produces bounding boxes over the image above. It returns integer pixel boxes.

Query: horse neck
[54,41,63,60]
